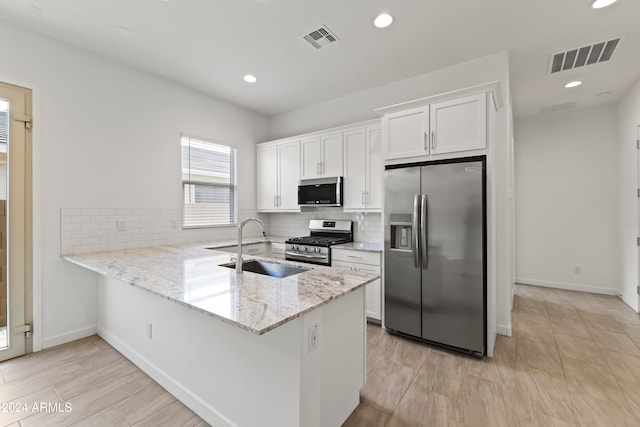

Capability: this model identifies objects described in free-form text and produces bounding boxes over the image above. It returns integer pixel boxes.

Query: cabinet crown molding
[258,118,381,146]
[374,81,503,116]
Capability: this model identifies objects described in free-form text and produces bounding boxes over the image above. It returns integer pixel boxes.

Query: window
[182,136,237,228]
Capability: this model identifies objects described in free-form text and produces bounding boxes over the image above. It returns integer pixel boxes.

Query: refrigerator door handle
[420,194,428,269]
[412,194,420,268]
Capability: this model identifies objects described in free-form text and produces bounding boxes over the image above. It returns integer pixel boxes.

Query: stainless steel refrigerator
[384,156,486,357]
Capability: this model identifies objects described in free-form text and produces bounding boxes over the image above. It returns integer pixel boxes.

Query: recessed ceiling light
[591,0,618,9]
[374,13,393,28]
[243,74,257,83]
[564,80,582,88]
[113,26,133,38]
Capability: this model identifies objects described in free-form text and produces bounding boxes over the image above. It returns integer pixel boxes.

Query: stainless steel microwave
[298,178,342,206]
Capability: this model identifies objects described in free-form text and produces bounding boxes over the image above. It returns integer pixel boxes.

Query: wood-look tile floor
[0,335,208,426]
[344,284,640,427]
[2,284,640,426]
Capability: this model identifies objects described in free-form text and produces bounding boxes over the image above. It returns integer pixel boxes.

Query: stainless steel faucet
[236,218,266,273]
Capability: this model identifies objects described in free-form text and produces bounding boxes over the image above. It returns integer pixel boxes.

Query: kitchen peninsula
[64,243,379,427]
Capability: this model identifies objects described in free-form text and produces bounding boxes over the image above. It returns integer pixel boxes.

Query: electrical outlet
[116,221,127,231]
[308,324,319,353]
[146,323,153,340]
[574,266,582,275]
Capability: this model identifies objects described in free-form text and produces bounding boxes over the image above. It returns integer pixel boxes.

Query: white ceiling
[1,0,639,118]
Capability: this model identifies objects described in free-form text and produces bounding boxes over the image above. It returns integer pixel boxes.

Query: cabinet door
[365,126,382,211]
[343,129,366,210]
[320,132,343,177]
[430,93,486,155]
[269,242,285,260]
[278,140,301,210]
[355,265,382,321]
[256,145,278,211]
[300,136,321,179]
[383,106,429,160]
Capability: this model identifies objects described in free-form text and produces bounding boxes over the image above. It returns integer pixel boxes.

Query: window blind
[182,136,237,228]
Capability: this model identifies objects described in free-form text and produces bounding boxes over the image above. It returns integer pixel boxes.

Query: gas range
[285,220,353,266]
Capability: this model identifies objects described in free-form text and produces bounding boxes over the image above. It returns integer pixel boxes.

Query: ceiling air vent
[549,37,621,74]
[540,102,577,114]
[302,25,340,49]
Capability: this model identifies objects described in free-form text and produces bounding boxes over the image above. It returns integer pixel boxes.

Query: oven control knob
[303,246,308,252]
[314,247,320,253]
[292,245,297,251]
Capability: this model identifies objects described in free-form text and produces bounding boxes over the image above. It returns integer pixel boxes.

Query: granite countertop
[332,242,383,252]
[207,235,290,248]
[63,243,379,335]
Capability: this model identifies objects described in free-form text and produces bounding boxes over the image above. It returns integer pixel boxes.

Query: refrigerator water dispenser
[390,222,413,251]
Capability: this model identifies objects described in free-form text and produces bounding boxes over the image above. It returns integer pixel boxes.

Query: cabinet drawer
[332,249,380,266]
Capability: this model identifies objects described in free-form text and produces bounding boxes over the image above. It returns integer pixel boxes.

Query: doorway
[0,81,33,361]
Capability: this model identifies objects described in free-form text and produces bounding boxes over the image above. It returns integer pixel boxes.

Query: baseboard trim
[620,293,639,313]
[516,278,620,296]
[41,326,97,349]
[496,324,512,337]
[97,327,234,427]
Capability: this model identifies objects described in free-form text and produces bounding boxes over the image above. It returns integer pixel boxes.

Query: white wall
[617,79,640,311]
[267,51,514,350]
[267,52,512,140]
[515,105,618,295]
[0,21,268,349]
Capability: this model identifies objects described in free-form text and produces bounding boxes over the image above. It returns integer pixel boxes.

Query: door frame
[0,76,41,353]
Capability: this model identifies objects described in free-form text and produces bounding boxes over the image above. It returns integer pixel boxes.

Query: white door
[278,140,301,210]
[320,132,343,177]
[383,106,429,160]
[0,82,31,361]
[300,136,321,179]
[256,145,278,211]
[365,126,382,210]
[343,129,366,210]
[430,93,487,155]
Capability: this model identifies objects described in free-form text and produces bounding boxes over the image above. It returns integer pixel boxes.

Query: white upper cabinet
[380,91,489,161]
[300,132,343,179]
[430,93,486,155]
[383,106,429,160]
[366,126,382,210]
[343,125,382,211]
[257,140,300,212]
[278,141,301,210]
[256,145,279,211]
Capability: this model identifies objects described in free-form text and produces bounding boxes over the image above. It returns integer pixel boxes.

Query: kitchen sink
[220,259,310,278]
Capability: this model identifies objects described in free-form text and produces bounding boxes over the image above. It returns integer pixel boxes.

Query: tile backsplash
[60,208,266,255]
[60,207,381,255]
[266,209,382,243]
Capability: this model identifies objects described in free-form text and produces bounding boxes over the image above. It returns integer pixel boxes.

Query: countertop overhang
[63,242,379,335]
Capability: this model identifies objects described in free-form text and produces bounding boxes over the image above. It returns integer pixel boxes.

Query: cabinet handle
[317,161,321,175]
[321,161,324,174]
[431,130,436,150]
[424,131,427,150]
[361,191,365,205]
[346,254,363,259]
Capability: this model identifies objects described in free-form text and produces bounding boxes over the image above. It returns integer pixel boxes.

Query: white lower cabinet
[269,242,285,260]
[218,242,267,256]
[332,249,382,321]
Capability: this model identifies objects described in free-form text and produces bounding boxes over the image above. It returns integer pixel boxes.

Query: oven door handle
[285,251,327,260]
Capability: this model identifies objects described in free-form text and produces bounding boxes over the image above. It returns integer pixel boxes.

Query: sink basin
[221,259,310,278]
